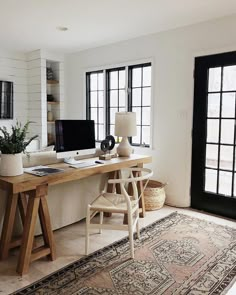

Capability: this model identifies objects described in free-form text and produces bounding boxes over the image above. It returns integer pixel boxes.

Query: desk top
[0,154,152,194]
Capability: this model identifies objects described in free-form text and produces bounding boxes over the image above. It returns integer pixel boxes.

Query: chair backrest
[105,167,153,205]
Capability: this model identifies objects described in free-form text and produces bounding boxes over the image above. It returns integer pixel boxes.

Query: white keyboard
[69,162,97,169]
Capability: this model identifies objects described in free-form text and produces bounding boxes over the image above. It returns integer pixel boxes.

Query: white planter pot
[0,153,23,176]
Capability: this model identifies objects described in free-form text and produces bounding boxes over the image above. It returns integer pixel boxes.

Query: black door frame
[191,51,236,220]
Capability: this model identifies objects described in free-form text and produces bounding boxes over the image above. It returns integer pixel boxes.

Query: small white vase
[0,153,23,176]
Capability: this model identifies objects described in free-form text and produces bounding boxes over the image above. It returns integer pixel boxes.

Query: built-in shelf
[47,79,59,85]
[47,101,60,105]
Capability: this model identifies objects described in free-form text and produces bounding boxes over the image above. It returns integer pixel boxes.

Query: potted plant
[0,121,38,176]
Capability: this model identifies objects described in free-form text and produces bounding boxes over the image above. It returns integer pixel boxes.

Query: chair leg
[85,206,91,255]
[128,212,134,259]
[136,217,140,239]
[99,212,103,234]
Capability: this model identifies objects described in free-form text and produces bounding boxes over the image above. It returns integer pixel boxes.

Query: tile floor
[0,206,235,295]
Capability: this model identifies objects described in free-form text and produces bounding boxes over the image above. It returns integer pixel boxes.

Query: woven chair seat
[90,193,137,213]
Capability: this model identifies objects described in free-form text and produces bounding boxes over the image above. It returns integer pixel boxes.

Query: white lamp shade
[115,112,137,137]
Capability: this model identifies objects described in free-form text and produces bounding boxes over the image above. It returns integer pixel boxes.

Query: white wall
[0,50,28,129]
[64,15,236,207]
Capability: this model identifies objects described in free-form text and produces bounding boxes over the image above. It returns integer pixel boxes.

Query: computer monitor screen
[55,120,96,163]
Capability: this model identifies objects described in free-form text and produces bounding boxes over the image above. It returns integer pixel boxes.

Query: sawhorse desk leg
[17,184,56,275]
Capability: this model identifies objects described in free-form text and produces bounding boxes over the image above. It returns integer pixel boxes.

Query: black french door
[191,51,236,219]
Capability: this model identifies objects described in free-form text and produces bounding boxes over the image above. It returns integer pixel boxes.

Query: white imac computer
[55,120,96,165]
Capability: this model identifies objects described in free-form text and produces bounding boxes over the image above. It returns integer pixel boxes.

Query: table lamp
[115,112,137,157]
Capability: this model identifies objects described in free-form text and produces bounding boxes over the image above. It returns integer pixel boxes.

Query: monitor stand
[63,157,82,165]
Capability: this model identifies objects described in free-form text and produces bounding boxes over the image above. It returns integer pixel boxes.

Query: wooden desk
[0,154,151,275]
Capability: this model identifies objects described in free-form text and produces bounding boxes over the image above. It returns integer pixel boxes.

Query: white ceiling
[1,0,236,54]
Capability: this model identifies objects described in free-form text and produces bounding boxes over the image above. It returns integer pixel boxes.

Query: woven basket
[144,180,167,211]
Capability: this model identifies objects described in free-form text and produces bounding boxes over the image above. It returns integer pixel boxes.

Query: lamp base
[117,137,133,157]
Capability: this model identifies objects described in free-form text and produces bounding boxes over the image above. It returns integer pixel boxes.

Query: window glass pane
[205,169,217,193]
[110,71,118,89]
[205,144,218,168]
[220,119,234,144]
[98,91,104,107]
[99,108,104,124]
[132,88,141,106]
[110,90,118,107]
[208,67,221,92]
[207,93,220,118]
[219,145,233,170]
[110,108,117,124]
[207,119,219,143]
[90,108,97,122]
[132,68,142,87]
[223,65,236,91]
[119,90,126,107]
[110,124,115,137]
[90,92,97,107]
[222,93,235,118]
[142,126,150,145]
[119,107,126,112]
[142,88,151,106]
[132,107,141,125]
[143,66,151,87]
[132,126,141,145]
[142,107,150,125]
[90,74,97,91]
[95,124,98,140]
[219,171,232,196]
[99,124,104,140]
[98,73,104,90]
[119,70,125,89]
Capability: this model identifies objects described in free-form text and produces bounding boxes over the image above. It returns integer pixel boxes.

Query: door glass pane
[132,89,141,106]
[222,93,235,118]
[234,173,236,196]
[223,65,236,91]
[205,169,217,193]
[219,171,232,196]
[219,145,233,170]
[220,120,234,144]
[132,68,142,87]
[207,93,220,118]
[110,71,118,89]
[208,67,221,92]
[207,119,219,143]
[143,88,151,106]
[206,144,218,168]
[110,90,118,107]
[143,66,151,87]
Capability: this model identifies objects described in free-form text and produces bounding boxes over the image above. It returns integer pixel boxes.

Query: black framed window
[86,62,152,147]
[86,71,104,141]
[107,67,126,136]
[129,64,151,146]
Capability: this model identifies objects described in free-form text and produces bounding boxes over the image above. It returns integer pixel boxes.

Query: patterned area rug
[12,213,236,295]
